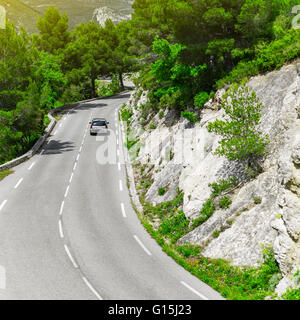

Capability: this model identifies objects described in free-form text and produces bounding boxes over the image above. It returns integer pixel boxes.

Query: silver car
[90,118,109,135]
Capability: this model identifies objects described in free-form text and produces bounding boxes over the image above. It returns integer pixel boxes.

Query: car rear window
[92,121,106,126]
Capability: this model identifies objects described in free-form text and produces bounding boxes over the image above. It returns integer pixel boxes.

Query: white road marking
[118,162,121,171]
[73,162,77,172]
[64,245,78,268]
[79,146,83,153]
[59,220,64,238]
[119,180,123,191]
[117,149,120,157]
[121,203,127,218]
[47,139,52,145]
[14,178,23,189]
[53,130,58,135]
[64,185,70,198]
[59,201,65,216]
[59,124,62,128]
[28,162,36,170]
[0,265,6,290]
[76,154,80,162]
[69,173,74,184]
[82,276,103,300]
[40,149,45,155]
[0,200,7,212]
[180,281,209,300]
[134,235,152,256]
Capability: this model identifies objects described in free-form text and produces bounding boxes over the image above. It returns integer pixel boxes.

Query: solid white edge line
[14,178,23,189]
[73,162,77,172]
[59,219,64,238]
[64,244,78,269]
[76,154,80,161]
[180,281,209,300]
[133,235,152,256]
[0,200,7,212]
[82,276,103,300]
[121,203,127,218]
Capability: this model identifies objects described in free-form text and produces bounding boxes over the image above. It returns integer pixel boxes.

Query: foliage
[158,187,166,196]
[219,196,232,210]
[159,211,190,242]
[181,111,199,123]
[208,85,268,169]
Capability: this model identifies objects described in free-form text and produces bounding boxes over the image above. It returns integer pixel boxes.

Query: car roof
[92,118,106,121]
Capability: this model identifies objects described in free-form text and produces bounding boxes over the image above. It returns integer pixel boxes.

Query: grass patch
[0,169,14,181]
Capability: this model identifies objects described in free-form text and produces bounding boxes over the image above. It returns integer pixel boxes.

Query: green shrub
[158,187,166,196]
[121,109,133,122]
[219,196,232,209]
[209,178,238,197]
[282,288,300,300]
[176,244,201,258]
[159,211,190,242]
[181,111,199,123]
[194,91,210,108]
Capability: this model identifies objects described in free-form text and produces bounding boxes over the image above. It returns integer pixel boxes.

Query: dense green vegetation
[1,1,300,164]
[0,7,135,165]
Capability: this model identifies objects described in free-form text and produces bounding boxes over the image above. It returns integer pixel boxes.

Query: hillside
[0,0,133,32]
[122,60,300,298]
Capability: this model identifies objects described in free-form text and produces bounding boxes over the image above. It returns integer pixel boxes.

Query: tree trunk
[119,72,125,91]
[91,76,96,98]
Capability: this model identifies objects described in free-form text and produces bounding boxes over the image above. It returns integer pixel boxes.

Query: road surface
[0,93,224,300]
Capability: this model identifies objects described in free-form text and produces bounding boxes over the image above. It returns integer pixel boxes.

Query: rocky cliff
[124,61,300,294]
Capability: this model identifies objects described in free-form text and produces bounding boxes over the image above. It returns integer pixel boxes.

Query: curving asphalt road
[0,93,224,300]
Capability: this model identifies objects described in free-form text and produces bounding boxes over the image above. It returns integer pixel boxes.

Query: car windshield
[92,121,106,126]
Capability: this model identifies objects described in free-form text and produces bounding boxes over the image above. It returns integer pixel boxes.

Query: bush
[181,111,199,123]
[194,91,210,108]
[159,211,190,242]
[176,244,201,258]
[158,187,166,196]
[219,196,232,209]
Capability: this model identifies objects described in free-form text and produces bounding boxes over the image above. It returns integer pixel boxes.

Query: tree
[207,84,268,171]
[35,6,70,54]
[63,22,111,98]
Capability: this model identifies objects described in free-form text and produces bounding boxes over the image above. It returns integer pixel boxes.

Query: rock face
[124,61,300,290]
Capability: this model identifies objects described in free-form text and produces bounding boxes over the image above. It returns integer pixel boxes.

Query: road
[0,93,224,300]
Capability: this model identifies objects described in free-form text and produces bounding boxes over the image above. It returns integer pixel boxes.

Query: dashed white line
[40,149,45,155]
[28,162,36,170]
[58,220,64,238]
[118,162,121,171]
[0,200,7,212]
[64,245,78,268]
[117,149,120,157]
[119,180,123,191]
[64,185,70,198]
[134,235,152,256]
[82,276,103,300]
[53,130,58,135]
[120,203,127,218]
[69,172,74,184]
[14,178,23,189]
[59,201,65,216]
[180,281,209,300]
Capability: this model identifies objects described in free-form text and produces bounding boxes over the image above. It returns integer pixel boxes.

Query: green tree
[207,84,268,171]
[63,22,110,98]
[35,6,70,54]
